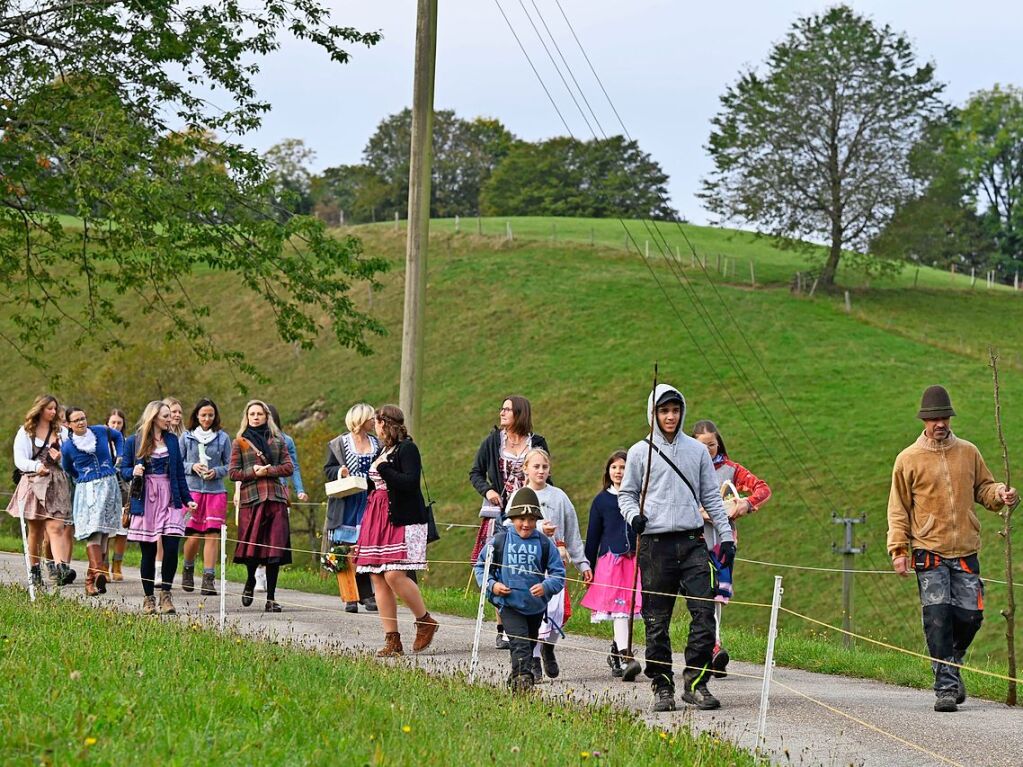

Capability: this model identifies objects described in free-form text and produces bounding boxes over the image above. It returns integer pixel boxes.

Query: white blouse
[12,426,69,474]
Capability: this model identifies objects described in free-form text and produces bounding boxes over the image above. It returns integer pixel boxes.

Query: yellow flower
[580,752,590,759]
[659,732,668,740]
[402,725,411,733]
[84,738,97,747]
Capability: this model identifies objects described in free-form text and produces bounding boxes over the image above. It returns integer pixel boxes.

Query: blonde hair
[23,395,60,436]
[162,397,184,436]
[523,447,551,467]
[236,400,282,441]
[136,400,170,458]
[345,403,375,434]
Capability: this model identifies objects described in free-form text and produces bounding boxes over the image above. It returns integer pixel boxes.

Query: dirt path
[2,551,1018,767]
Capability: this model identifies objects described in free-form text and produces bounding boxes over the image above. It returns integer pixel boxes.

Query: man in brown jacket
[887,385,1017,712]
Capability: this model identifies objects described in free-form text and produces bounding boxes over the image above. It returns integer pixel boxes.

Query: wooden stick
[626,362,658,657]
[990,347,1018,706]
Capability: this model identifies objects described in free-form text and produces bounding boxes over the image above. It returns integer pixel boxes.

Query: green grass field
[0,586,757,766]
[1,215,1021,689]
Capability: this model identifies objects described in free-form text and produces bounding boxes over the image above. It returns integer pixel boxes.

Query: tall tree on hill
[0,1,387,383]
[700,5,944,288]
[356,108,517,220]
[941,86,1023,277]
[264,138,317,218]
[479,136,676,219]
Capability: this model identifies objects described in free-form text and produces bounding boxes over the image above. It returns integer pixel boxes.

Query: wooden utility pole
[833,513,865,648]
[398,0,438,436]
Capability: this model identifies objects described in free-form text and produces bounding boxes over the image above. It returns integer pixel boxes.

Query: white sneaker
[254,566,267,593]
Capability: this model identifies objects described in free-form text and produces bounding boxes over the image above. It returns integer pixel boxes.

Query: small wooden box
[325,475,368,499]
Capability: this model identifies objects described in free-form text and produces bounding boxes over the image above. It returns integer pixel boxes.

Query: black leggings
[247,562,280,600]
[139,536,180,596]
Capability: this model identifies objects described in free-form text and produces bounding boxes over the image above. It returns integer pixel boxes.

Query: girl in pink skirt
[179,398,232,596]
[581,450,643,681]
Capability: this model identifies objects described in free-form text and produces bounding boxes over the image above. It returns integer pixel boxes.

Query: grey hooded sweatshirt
[619,383,733,542]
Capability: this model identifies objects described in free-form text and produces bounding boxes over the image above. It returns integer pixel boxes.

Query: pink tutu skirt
[580,551,642,620]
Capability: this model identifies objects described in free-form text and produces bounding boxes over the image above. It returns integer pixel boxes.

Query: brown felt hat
[917,385,956,420]
[505,487,543,519]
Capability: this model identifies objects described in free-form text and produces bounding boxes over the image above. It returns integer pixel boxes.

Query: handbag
[422,464,440,544]
[12,424,54,487]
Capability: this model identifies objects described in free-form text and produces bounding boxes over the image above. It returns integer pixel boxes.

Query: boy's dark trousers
[638,529,715,693]
[499,607,544,676]
[914,550,984,693]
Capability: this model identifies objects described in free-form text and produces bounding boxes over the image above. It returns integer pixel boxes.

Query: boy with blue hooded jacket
[474,486,566,691]
[619,383,735,713]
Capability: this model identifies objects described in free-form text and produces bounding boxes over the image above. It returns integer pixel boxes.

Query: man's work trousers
[914,550,984,694]
[639,529,715,693]
[500,607,543,679]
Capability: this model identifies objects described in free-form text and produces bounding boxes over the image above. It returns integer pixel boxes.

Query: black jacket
[377,437,429,527]
[468,428,551,500]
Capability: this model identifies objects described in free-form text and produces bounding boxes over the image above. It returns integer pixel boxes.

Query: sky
[242,1,1023,224]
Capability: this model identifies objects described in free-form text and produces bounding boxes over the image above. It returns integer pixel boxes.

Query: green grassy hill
[2,216,1021,680]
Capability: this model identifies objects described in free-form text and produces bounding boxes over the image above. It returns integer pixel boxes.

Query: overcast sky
[244,1,1022,223]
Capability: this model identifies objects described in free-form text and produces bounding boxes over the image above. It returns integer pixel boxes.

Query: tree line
[262,109,677,225]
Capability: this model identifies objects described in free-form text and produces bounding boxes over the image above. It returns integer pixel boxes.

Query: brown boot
[412,611,440,652]
[95,551,108,595]
[111,559,124,582]
[377,632,403,657]
[142,595,157,614]
[84,547,100,596]
[158,590,176,615]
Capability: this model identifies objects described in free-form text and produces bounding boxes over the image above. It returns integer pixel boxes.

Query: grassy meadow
[0,586,757,766]
[1,215,1021,690]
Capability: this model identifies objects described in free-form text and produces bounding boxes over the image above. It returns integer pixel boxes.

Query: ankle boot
[377,632,403,657]
[84,550,99,596]
[111,559,124,582]
[621,649,643,682]
[30,564,43,589]
[412,611,440,652]
[95,552,108,595]
[200,572,217,596]
[158,590,176,615]
[607,642,624,678]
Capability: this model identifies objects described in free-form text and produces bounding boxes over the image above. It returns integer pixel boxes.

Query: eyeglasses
[499,407,514,413]
[69,417,87,424]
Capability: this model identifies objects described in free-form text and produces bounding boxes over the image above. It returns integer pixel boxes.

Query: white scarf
[193,427,217,465]
[71,428,97,454]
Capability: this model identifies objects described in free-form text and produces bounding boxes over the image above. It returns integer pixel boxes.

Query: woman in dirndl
[61,407,124,596]
[355,404,438,657]
[324,402,379,613]
[7,394,74,587]
[122,400,196,615]
[106,408,131,581]
[468,395,551,648]
[229,399,293,612]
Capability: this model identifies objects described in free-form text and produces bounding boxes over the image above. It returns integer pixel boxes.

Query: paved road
[2,551,1019,767]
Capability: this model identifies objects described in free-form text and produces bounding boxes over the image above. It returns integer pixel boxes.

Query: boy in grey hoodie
[619,383,735,712]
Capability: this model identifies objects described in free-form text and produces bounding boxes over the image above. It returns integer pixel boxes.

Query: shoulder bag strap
[643,438,699,504]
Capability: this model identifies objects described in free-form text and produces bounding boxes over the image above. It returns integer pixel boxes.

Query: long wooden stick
[626,362,658,656]
[990,347,1018,706]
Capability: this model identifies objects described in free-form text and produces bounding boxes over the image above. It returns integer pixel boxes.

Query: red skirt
[233,500,292,565]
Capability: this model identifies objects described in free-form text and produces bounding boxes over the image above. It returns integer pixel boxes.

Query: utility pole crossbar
[832,513,866,648]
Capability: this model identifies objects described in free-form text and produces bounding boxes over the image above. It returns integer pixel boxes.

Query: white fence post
[468,519,495,684]
[757,576,784,748]
[17,498,35,602]
[219,524,227,631]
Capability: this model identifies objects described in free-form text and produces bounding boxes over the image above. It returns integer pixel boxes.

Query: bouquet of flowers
[321,544,354,574]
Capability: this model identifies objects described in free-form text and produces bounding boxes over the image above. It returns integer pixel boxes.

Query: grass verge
[0,585,757,766]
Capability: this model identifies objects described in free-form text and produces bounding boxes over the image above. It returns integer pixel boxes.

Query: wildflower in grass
[84,737,97,746]
[402,725,411,733]
[580,752,590,759]
[659,732,668,740]
[69,670,82,680]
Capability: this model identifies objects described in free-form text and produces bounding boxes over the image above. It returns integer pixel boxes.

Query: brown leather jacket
[887,432,1005,559]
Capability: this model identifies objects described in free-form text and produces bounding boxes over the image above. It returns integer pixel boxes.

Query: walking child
[691,420,771,678]
[523,447,592,681]
[580,450,643,680]
[474,487,565,692]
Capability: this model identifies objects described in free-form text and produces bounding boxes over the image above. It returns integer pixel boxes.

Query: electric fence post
[832,513,866,648]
